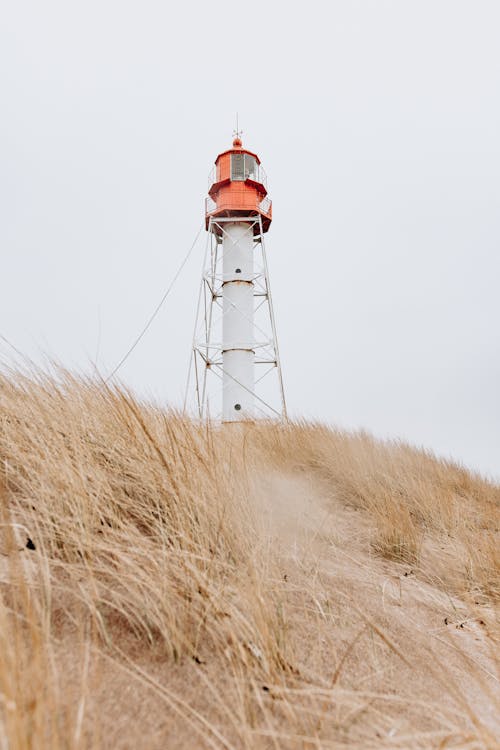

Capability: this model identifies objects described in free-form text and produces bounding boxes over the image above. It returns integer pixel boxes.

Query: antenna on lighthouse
[233,113,242,141]
[185,135,286,422]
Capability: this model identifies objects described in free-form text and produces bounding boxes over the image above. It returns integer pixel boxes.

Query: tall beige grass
[251,422,500,601]
[0,369,498,749]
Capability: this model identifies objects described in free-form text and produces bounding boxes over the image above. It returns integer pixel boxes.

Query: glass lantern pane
[231,153,244,181]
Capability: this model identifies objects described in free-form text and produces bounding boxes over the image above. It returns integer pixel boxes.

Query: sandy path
[251,470,500,742]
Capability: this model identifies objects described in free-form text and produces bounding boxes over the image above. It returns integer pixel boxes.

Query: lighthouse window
[231,153,244,181]
[244,155,257,180]
[231,154,258,182]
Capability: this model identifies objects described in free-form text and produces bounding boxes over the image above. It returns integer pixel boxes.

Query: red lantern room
[205,137,272,234]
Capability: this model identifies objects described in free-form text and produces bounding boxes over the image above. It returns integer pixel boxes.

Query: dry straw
[0,369,498,748]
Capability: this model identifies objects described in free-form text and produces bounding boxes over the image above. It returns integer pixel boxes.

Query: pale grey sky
[1,0,499,477]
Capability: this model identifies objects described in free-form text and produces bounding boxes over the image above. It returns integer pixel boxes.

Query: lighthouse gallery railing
[205,195,272,216]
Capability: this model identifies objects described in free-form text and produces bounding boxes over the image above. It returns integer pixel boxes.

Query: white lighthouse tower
[186,134,286,422]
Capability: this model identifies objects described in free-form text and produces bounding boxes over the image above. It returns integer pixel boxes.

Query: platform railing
[205,195,272,217]
[259,196,271,214]
[254,165,267,189]
[208,167,216,191]
[205,196,217,214]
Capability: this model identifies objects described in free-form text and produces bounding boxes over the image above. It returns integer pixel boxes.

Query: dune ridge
[0,370,498,748]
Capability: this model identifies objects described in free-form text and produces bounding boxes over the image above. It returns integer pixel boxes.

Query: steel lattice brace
[184,215,286,422]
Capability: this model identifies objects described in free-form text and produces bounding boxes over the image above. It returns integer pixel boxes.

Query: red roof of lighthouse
[213,136,262,166]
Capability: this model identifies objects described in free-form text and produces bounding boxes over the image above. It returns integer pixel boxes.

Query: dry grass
[251,422,500,601]
[0,369,498,749]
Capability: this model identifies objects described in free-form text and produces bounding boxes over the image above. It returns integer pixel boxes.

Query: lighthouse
[186,134,286,422]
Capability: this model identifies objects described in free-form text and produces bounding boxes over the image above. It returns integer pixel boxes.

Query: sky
[1,0,499,478]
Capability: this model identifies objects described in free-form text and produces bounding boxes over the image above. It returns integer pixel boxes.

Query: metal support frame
[184,215,287,421]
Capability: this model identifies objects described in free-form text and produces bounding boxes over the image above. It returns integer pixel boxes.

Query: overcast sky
[1,0,499,478]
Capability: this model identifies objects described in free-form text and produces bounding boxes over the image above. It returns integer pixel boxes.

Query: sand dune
[0,371,498,748]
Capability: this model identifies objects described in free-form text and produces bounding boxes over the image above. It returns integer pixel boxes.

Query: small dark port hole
[234,403,242,410]
[235,268,242,273]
